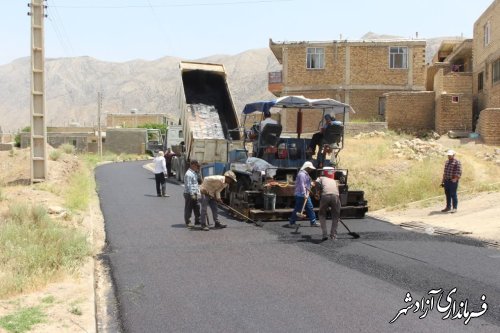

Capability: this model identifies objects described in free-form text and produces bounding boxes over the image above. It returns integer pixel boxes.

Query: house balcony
[268,71,283,96]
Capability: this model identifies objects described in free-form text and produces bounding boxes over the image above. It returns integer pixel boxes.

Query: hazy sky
[0,0,495,65]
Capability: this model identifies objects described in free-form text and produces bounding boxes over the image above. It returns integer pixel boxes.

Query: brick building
[268,38,427,132]
[473,0,500,144]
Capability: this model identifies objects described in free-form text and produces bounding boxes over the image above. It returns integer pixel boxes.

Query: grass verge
[0,204,91,298]
[0,306,46,333]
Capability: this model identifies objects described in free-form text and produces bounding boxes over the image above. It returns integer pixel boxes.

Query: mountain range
[0,34,464,133]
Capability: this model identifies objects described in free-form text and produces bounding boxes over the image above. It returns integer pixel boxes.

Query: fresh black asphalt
[96,160,500,333]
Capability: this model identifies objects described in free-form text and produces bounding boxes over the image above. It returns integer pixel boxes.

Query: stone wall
[385,91,435,131]
[476,108,500,144]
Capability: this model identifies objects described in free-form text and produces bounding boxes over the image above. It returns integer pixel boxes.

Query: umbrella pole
[297,108,302,139]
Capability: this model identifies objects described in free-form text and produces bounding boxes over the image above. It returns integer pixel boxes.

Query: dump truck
[171,61,243,181]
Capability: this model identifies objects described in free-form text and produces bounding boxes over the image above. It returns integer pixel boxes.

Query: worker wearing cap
[286,161,320,228]
[199,171,237,231]
[316,167,340,240]
[441,150,462,213]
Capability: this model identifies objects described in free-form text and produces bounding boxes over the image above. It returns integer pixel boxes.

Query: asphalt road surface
[96,161,500,333]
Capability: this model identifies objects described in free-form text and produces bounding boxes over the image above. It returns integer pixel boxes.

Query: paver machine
[220,96,368,221]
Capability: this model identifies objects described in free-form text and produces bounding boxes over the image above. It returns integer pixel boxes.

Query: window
[389,47,408,69]
[478,72,484,91]
[306,47,325,69]
[493,59,500,84]
[484,21,491,46]
[451,96,459,103]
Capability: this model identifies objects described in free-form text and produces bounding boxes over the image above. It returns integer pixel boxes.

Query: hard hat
[300,161,316,170]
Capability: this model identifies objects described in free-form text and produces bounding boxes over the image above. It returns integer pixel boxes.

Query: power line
[46,0,75,56]
[51,0,294,9]
[145,0,177,56]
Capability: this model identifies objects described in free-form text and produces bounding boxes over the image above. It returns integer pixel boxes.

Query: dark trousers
[166,163,172,177]
[184,193,200,225]
[155,173,166,196]
[309,132,323,154]
[444,179,459,209]
[200,194,219,226]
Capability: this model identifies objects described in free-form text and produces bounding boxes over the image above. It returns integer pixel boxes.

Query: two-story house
[268,38,426,132]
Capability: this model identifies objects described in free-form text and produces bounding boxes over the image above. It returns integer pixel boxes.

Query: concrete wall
[47,134,90,152]
[476,108,500,144]
[20,132,95,152]
[385,91,435,131]
[105,128,147,155]
[0,143,13,151]
[106,114,167,128]
[0,133,13,143]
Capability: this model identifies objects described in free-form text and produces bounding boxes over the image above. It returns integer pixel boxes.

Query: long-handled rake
[217,200,263,227]
[339,218,360,239]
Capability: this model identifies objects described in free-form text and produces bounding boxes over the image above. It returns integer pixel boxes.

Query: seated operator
[308,114,342,155]
[251,110,278,157]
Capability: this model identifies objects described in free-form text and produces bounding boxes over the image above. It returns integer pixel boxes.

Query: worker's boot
[214,221,227,229]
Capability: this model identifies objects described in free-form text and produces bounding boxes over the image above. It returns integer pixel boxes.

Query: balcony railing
[268,71,283,96]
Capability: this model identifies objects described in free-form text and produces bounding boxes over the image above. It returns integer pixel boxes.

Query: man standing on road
[441,149,462,213]
[184,160,201,228]
[153,151,168,197]
[315,167,341,241]
[286,161,319,228]
[199,171,237,231]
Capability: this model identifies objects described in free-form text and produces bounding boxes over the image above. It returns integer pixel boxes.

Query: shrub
[60,143,75,154]
[49,150,62,161]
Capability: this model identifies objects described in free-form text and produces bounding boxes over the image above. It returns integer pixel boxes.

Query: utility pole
[97,92,103,157]
[28,0,48,183]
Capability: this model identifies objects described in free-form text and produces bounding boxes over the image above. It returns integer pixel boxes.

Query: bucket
[263,193,276,211]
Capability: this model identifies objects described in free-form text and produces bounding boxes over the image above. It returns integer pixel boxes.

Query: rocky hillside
[0,49,280,132]
[0,34,463,133]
